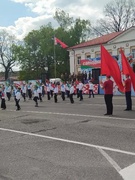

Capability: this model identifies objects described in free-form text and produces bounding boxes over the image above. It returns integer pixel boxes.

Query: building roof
[68,31,123,50]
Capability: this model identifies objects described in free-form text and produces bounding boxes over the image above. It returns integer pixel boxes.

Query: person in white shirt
[46,81,51,100]
[1,86,6,110]
[22,83,27,101]
[33,85,39,107]
[78,80,84,101]
[69,82,74,104]
[27,82,32,100]
[65,81,70,98]
[54,83,58,103]
[50,82,54,98]
[89,81,94,98]
[60,82,66,101]
[37,84,42,102]
[15,86,21,111]
[6,84,11,101]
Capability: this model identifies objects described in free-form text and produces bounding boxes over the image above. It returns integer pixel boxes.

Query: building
[68,26,135,75]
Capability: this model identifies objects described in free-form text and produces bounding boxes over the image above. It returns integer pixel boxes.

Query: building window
[95,51,100,58]
[77,56,81,64]
[131,47,135,58]
[85,54,91,59]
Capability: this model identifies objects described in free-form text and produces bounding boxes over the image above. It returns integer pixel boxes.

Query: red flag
[101,45,124,92]
[120,49,135,91]
[54,37,68,49]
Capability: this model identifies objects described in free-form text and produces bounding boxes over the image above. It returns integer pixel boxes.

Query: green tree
[0,30,17,80]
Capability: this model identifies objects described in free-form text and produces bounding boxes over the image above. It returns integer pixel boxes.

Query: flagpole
[54,36,56,78]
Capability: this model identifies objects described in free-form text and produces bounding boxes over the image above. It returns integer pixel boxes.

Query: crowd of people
[0,74,133,115]
[0,79,95,111]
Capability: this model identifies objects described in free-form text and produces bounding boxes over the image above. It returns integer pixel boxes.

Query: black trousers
[66,90,70,98]
[47,92,50,100]
[6,92,11,101]
[22,93,26,101]
[39,93,42,102]
[33,96,38,105]
[76,89,79,98]
[54,93,57,103]
[61,92,65,101]
[28,89,32,99]
[50,90,53,97]
[125,91,132,110]
[89,90,94,98]
[70,94,74,103]
[104,94,113,115]
[1,99,6,109]
[79,90,83,101]
[15,99,20,110]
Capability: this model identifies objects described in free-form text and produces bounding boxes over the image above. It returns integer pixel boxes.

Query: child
[33,85,39,107]
[15,86,21,111]
[1,86,6,110]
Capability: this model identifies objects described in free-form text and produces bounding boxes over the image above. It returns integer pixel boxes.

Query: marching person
[88,80,94,98]
[65,81,70,98]
[6,83,11,101]
[100,75,113,115]
[54,82,58,103]
[69,82,74,104]
[27,82,32,100]
[78,80,84,101]
[123,74,132,111]
[46,81,51,100]
[22,83,27,101]
[33,85,39,107]
[37,84,43,102]
[50,82,54,98]
[76,80,80,98]
[60,81,66,101]
[1,86,6,110]
[15,86,21,111]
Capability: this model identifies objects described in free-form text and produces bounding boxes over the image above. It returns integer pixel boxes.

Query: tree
[92,0,135,35]
[0,30,17,80]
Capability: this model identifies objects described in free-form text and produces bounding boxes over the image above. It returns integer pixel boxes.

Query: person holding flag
[123,74,132,111]
[100,75,113,115]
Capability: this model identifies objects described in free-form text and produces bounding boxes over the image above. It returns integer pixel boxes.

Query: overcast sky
[0,0,111,40]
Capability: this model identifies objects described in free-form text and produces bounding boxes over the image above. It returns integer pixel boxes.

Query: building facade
[68,26,135,75]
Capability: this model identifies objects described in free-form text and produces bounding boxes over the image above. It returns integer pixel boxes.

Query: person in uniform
[6,84,11,101]
[22,83,27,101]
[123,74,132,111]
[100,75,113,115]
[60,81,66,101]
[33,85,39,107]
[88,80,94,98]
[54,83,58,103]
[78,80,84,101]
[69,82,74,104]
[1,86,6,110]
[15,86,21,111]
[27,82,32,100]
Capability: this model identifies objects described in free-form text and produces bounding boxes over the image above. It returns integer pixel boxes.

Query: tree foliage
[0,30,17,80]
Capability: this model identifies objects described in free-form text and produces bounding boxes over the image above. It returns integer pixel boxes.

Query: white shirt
[54,86,58,93]
[61,84,66,92]
[46,83,50,92]
[79,82,83,91]
[89,83,94,90]
[70,86,74,94]
[22,85,27,93]
[66,84,70,91]
[37,86,42,93]
[15,90,21,100]
[6,86,11,93]
[33,90,39,97]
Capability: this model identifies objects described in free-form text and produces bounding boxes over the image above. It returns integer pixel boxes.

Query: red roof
[69,31,123,50]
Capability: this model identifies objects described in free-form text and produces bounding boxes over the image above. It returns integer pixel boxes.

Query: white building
[68,26,135,75]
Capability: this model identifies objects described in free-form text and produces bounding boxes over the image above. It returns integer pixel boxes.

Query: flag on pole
[54,37,68,49]
[101,45,124,92]
[120,49,135,91]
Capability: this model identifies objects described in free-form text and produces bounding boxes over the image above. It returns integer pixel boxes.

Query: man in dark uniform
[100,75,113,115]
[123,74,132,111]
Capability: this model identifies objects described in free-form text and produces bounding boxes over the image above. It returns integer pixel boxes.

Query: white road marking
[8,110,135,122]
[120,163,135,180]
[97,148,121,172]
[0,127,135,156]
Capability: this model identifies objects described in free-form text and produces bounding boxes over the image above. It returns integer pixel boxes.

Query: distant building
[68,26,135,75]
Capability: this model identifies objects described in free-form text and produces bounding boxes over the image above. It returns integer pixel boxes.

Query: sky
[0,0,111,40]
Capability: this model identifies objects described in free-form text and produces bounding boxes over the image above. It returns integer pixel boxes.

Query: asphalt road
[0,94,135,180]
